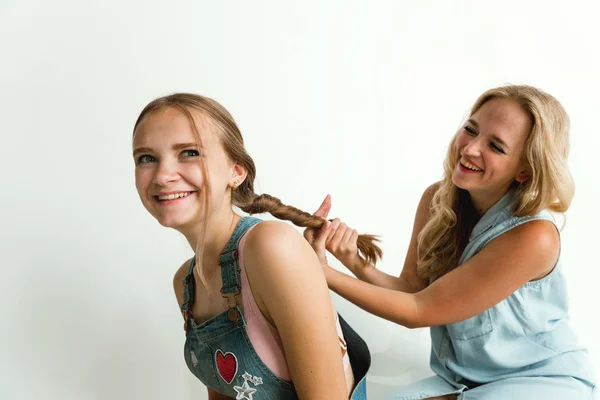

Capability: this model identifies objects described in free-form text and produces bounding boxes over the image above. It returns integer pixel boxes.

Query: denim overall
[181,216,371,399]
[388,189,596,400]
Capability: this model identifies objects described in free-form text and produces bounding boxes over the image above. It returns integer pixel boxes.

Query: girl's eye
[464,125,477,135]
[490,142,505,154]
[181,149,200,158]
[136,154,156,164]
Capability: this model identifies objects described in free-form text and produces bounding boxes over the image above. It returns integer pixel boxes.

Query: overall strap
[179,216,262,329]
[219,216,262,320]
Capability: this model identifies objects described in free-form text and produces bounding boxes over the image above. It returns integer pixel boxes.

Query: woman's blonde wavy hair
[416,85,574,280]
[133,93,382,280]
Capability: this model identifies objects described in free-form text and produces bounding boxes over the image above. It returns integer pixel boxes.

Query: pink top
[238,226,351,381]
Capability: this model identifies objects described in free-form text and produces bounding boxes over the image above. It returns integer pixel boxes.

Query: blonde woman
[132,94,374,399]
[308,85,596,399]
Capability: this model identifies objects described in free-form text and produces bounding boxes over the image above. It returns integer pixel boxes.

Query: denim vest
[388,189,596,399]
[181,216,371,399]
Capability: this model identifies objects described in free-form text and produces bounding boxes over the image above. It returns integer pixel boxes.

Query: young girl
[308,85,596,399]
[132,93,373,399]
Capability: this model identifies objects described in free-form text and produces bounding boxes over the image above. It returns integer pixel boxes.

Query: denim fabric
[181,216,371,399]
[388,189,596,399]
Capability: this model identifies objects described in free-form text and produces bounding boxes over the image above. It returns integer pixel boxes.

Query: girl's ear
[230,163,248,189]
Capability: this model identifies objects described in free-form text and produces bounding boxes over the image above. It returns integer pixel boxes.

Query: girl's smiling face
[133,107,237,230]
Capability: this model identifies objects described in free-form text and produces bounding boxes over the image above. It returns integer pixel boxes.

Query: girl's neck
[181,208,241,269]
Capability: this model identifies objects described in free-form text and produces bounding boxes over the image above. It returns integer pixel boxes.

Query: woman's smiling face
[452,98,533,211]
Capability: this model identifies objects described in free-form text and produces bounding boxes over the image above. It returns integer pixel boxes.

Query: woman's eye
[136,154,156,164]
[181,149,200,158]
[490,143,505,154]
[464,126,477,135]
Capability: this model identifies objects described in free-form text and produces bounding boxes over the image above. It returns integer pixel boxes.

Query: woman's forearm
[325,266,420,328]
[348,261,418,293]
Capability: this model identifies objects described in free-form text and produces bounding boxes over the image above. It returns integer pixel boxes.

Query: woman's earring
[517,172,529,184]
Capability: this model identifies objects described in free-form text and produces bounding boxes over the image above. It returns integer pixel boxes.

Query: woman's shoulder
[500,208,559,236]
[425,181,443,196]
[414,181,443,215]
[484,218,560,281]
[421,181,443,206]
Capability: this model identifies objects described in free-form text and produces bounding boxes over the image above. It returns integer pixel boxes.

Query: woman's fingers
[313,194,332,219]
[343,227,357,247]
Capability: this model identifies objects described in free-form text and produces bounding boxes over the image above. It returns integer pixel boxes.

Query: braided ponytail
[134,93,383,267]
[239,193,383,266]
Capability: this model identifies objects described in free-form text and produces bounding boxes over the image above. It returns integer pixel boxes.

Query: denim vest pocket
[446,309,493,340]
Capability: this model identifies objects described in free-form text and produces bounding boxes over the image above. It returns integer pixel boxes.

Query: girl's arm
[324,218,559,328]
[243,221,348,400]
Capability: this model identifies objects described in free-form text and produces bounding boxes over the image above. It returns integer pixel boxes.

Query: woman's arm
[308,184,439,293]
[324,219,559,328]
[350,183,437,293]
[244,221,348,400]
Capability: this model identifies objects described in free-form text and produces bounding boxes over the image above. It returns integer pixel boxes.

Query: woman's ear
[515,170,530,184]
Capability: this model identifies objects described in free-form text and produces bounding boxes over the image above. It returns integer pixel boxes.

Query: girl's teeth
[158,192,190,201]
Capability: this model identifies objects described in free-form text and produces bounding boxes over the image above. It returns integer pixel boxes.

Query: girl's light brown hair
[133,93,382,270]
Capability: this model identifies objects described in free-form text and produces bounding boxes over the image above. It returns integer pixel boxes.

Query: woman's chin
[451,174,468,190]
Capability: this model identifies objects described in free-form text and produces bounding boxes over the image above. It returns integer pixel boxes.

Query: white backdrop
[1,1,598,399]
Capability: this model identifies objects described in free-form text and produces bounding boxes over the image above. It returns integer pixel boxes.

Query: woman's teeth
[460,159,482,172]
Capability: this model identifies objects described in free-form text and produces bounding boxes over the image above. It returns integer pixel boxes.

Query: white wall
[1,1,598,399]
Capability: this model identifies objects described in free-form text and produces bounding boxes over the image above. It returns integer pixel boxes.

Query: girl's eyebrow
[132,146,152,157]
[172,142,203,150]
[133,142,203,157]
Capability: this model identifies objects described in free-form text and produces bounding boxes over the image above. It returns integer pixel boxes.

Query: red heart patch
[215,349,238,384]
